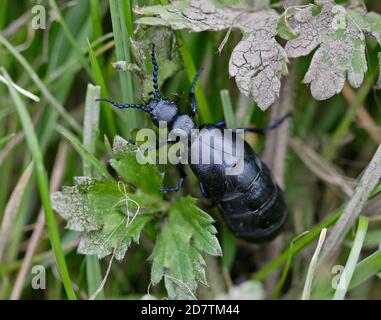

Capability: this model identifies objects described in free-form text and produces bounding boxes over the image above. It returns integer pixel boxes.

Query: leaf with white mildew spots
[134,0,288,110]
[51,177,162,260]
[347,9,381,89]
[284,1,381,100]
[51,136,221,299]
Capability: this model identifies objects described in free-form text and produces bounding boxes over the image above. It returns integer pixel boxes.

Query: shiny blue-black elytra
[97,44,289,243]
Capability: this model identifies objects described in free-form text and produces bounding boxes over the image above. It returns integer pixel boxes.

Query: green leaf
[130,27,182,100]
[52,177,163,260]
[52,135,166,262]
[110,136,163,194]
[150,197,221,300]
[220,89,236,129]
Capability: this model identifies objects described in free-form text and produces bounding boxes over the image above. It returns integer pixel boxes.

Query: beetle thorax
[148,99,179,126]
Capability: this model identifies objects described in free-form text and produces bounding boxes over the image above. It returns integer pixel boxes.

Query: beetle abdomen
[217,180,288,243]
[217,159,287,242]
[189,126,288,243]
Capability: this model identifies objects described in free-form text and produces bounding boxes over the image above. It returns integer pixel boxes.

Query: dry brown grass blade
[260,59,297,294]
[289,138,356,196]
[10,143,68,300]
[0,111,41,167]
[321,143,381,261]
[262,63,295,187]
[0,162,33,261]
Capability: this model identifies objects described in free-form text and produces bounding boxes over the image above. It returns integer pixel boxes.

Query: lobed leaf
[135,0,288,110]
[347,9,381,88]
[135,0,235,32]
[52,136,167,260]
[229,33,288,110]
[130,27,182,100]
[110,136,163,194]
[150,197,221,300]
[285,2,368,100]
[52,177,162,260]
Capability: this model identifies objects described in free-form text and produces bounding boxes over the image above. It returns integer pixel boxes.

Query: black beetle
[97,45,289,243]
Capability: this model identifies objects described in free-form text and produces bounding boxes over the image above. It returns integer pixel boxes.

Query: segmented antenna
[150,44,161,99]
[96,98,150,112]
[190,68,202,95]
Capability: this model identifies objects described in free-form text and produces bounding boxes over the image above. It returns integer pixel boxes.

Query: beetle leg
[233,112,293,135]
[198,181,207,197]
[159,178,185,193]
[140,139,176,152]
[159,165,186,193]
[214,120,226,127]
[189,69,202,117]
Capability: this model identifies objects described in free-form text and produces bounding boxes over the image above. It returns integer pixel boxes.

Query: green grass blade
[48,0,92,76]
[252,210,341,281]
[83,83,104,300]
[0,33,81,132]
[58,126,113,180]
[83,84,101,176]
[177,35,212,123]
[220,89,236,128]
[0,133,15,149]
[86,255,104,300]
[0,0,9,29]
[87,39,117,137]
[221,225,237,271]
[271,231,310,299]
[333,216,369,300]
[124,0,134,36]
[349,249,381,290]
[1,68,77,300]
[109,0,137,129]
[90,0,103,40]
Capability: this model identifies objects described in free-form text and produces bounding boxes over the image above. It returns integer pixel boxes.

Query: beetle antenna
[150,44,161,99]
[190,68,202,94]
[96,98,150,112]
